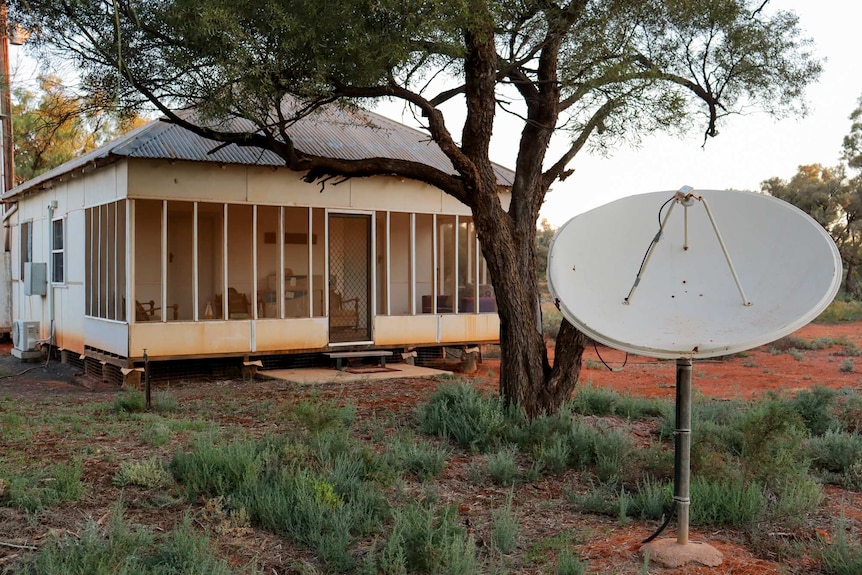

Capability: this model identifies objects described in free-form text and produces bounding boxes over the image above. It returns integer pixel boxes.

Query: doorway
[328,213,372,343]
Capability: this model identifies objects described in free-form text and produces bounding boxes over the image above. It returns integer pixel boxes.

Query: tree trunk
[475,206,586,418]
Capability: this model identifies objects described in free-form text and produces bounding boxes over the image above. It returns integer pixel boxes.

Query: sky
[538,0,862,226]
[8,1,859,229]
[379,1,862,227]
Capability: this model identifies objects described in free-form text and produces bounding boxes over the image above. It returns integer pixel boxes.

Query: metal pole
[143,348,151,410]
[674,358,692,545]
[0,0,14,195]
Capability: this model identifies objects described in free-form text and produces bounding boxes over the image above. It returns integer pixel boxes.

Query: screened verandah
[84,199,498,358]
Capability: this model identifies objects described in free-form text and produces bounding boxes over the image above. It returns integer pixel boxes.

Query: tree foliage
[12,73,145,183]
[763,96,862,296]
[10,0,822,415]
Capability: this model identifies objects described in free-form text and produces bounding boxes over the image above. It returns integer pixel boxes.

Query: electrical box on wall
[24,262,47,296]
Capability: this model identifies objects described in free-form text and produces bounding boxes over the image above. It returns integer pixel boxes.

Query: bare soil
[1,322,861,574]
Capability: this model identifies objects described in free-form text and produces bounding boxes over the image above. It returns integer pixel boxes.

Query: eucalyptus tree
[765,96,862,296]
[12,73,144,183]
[11,0,821,416]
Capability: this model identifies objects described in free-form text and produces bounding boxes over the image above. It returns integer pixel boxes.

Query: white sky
[9,1,858,229]
[538,0,862,226]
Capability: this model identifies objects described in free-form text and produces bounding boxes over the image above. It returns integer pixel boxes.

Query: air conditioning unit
[11,320,41,359]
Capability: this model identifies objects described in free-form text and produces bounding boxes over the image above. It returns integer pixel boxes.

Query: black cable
[592,340,628,372]
[626,195,676,303]
[0,365,46,380]
[642,501,677,544]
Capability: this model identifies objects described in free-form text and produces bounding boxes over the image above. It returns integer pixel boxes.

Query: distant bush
[816,299,862,324]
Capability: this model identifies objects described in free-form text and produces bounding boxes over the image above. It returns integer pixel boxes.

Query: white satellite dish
[548,188,842,359]
[547,188,842,567]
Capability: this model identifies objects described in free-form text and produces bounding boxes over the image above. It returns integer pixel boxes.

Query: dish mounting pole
[674,358,692,545]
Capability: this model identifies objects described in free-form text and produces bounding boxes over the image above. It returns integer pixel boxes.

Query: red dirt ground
[561,322,862,400]
[1,322,861,574]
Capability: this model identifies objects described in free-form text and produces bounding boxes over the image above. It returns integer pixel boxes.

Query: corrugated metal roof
[4,100,515,200]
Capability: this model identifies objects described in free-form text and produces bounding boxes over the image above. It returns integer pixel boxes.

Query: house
[1,102,512,381]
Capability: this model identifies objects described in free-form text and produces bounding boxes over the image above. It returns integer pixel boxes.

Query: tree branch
[542,99,615,185]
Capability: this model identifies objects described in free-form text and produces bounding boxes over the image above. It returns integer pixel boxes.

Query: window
[20,221,32,279]
[51,218,64,283]
[85,201,127,320]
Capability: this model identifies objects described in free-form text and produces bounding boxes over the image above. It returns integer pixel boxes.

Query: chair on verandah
[329,289,359,329]
[135,299,179,321]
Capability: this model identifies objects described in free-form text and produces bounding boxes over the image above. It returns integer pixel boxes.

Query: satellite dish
[548,188,842,359]
[547,188,842,567]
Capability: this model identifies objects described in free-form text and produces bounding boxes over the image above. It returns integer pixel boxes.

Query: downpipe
[46,200,56,363]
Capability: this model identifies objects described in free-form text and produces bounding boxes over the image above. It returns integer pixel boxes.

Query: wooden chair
[329,289,359,328]
[214,288,251,319]
[135,299,179,321]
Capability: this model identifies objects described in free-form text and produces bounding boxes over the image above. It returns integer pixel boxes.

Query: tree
[13,73,145,183]
[12,0,821,416]
[765,96,862,296]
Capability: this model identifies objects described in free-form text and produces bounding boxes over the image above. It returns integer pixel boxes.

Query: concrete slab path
[261,363,452,384]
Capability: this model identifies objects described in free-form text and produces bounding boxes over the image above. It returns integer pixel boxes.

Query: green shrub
[1,460,84,511]
[836,392,862,433]
[690,477,765,526]
[563,422,602,470]
[14,508,245,575]
[238,468,356,571]
[113,389,147,413]
[822,520,862,575]
[808,431,862,474]
[141,421,172,447]
[293,399,356,431]
[631,477,672,521]
[633,442,674,482]
[416,383,508,452]
[381,503,477,575]
[567,481,617,516]
[490,491,519,554]
[571,384,617,416]
[739,399,809,485]
[792,387,839,435]
[592,425,632,483]
[817,299,862,323]
[170,439,264,500]
[486,446,520,486]
[555,548,587,575]
[615,395,669,419]
[769,476,823,522]
[388,432,450,481]
[113,458,173,488]
[536,435,571,475]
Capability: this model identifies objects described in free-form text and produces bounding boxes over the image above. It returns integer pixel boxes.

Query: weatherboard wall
[9,157,501,364]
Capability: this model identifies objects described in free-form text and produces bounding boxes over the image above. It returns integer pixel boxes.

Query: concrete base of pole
[641,538,723,568]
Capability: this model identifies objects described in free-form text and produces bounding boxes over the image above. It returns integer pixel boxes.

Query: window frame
[20,220,32,280]
[51,217,65,284]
